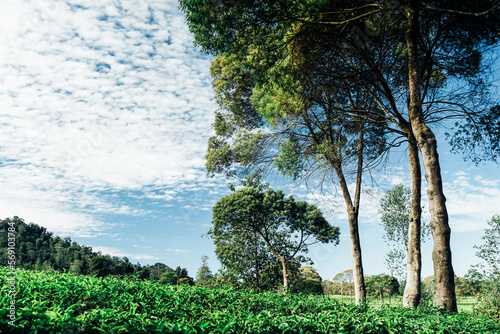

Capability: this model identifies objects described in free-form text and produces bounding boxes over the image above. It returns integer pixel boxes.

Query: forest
[0,217,195,284]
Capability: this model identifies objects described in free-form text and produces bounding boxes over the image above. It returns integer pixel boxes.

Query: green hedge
[1,268,499,333]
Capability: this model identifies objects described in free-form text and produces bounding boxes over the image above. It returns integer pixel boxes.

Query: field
[1,268,499,334]
[329,295,478,312]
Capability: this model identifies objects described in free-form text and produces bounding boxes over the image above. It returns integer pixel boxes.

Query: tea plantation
[1,268,499,333]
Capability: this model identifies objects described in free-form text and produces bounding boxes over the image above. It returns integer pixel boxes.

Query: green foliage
[89,256,114,277]
[475,278,500,319]
[274,139,304,180]
[384,249,406,283]
[379,185,431,282]
[379,185,430,250]
[0,217,97,275]
[365,275,400,304]
[159,272,178,285]
[448,105,500,164]
[472,215,500,318]
[379,185,412,248]
[298,266,322,283]
[332,270,355,302]
[291,266,323,295]
[0,217,194,285]
[293,279,324,296]
[210,182,339,290]
[178,277,195,286]
[137,268,150,280]
[195,255,215,288]
[205,54,266,178]
[2,268,500,333]
[474,215,500,275]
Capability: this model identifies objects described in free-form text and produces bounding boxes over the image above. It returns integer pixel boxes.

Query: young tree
[474,215,500,276]
[195,255,215,288]
[473,215,500,316]
[207,180,282,290]
[211,183,340,292]
[384,249,407,283]
[379,184,431,304]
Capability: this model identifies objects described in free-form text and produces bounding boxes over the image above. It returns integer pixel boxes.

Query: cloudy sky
[1,0,499,281]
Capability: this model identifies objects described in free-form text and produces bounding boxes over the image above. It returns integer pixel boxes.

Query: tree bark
[330,125,367,304]
[280,258,289,293]
[403,132,422,308]
[405,0,457,311]
[253,230,260,288]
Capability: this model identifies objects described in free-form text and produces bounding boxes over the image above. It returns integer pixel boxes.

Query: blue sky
[0,0,499,282]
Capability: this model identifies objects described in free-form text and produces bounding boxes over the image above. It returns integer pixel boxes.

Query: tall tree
[211,183,340,291]
[204,33,389,305]
[180,0,500,310]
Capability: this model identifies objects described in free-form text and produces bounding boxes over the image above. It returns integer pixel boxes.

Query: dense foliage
[0,217,193,284]
[2,268,500,333]
[210,182,339,291]
[472,215,500,318]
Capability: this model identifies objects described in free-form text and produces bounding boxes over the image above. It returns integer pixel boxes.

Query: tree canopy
[210,182,339,291]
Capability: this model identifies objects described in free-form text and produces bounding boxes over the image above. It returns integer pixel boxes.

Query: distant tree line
[0,217,194,285]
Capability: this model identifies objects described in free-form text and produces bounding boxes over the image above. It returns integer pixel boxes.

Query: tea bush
[1,268,499,333]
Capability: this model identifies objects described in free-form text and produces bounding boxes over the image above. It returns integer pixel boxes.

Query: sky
[0,0,499,282]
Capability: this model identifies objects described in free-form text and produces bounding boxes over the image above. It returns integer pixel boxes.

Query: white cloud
[165,248,187,253]
[444,172,500,232]
[0,0,222,235]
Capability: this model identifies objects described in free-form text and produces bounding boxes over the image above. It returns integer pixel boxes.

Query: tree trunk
[403,133,422,308]
[253,231,260,288]
[280,258,289,293]
[405,1,457,311]
[332,167,366,304]
[337,177,366,304]
[330,123,367,304]
[347,211,366,304]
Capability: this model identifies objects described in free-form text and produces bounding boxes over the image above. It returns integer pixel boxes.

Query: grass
[327,294,478,311]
